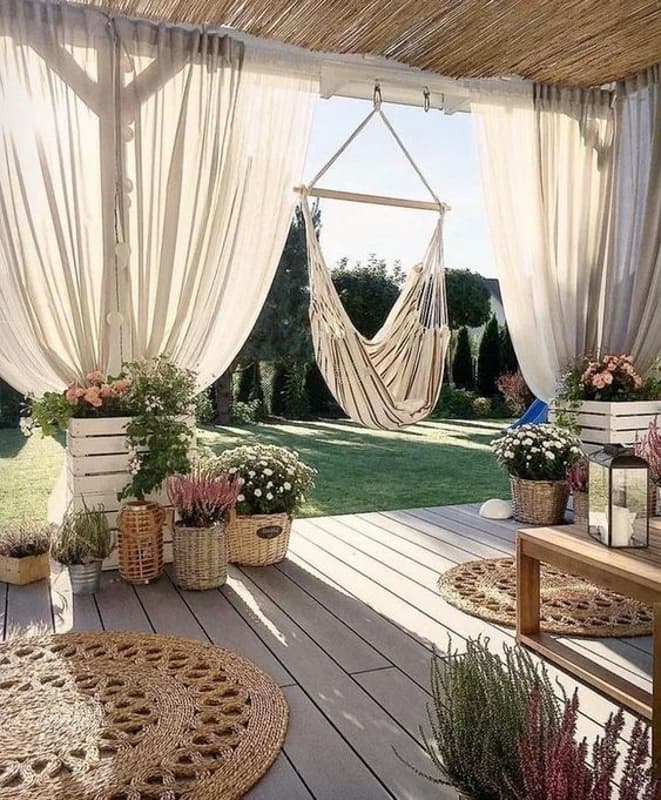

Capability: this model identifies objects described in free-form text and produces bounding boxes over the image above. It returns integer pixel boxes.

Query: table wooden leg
[516,537,540,638]
[654,602,661,782]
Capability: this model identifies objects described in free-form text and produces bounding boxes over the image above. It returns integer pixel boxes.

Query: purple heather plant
[167,464,243,528]
[516,689,658,800]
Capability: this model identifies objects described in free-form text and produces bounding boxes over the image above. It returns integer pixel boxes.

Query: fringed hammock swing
[297,93,451,430]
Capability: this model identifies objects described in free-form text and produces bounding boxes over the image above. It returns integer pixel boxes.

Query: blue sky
[303,96,496,277]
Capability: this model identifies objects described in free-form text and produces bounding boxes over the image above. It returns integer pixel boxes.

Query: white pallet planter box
[66,416,194,571]
[549,400,661,451]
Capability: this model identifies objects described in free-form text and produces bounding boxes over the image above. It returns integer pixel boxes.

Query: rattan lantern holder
[117,501,166,584]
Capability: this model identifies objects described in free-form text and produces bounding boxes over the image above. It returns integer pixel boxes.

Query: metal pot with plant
[51,504,113,594]
[166,463,243,590]
[0,522,51,585]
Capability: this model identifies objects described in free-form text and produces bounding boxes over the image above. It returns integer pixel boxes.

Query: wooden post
[516,536,540,638]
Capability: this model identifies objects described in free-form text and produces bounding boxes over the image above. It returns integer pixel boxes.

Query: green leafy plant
[433,386,477,419]
[492,423,582,481]
[211,444,315,516]
[406,638,561,799]
[477,315,502,397]
[119,355,197,501]
[0,522,51,558]
[472,396,492,418]
[51,504,112,565]
[232,399,264,425]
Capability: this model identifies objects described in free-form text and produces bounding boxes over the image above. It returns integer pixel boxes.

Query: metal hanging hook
[423,86,431,112]
[373,80,382,109]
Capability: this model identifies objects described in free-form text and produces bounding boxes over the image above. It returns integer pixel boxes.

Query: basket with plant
[166,463,243,590]
[0,522,51,585]
[51,504,113,594]
[211,445,316,565]
[492,423,582,525]
[635,417,661,516]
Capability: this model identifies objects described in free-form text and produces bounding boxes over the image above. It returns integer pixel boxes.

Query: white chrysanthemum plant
[210,445,316,517]
[491,423,583,482]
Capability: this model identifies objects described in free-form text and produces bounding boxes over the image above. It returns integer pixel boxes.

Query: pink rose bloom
[65,385,80,404]
[606,361,616,371]
[112,379,130,394]
[84,387,103,407]
[86,370,106,385]
[602,371,613,385]
[99,384,116,398]
[592,374,606,389]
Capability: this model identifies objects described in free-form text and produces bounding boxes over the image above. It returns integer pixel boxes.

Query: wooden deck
[0,503,653,799]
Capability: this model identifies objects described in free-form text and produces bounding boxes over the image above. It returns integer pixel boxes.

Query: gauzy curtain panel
[0,0,316,395]
[472,72,661,402]
[470,87,614,401]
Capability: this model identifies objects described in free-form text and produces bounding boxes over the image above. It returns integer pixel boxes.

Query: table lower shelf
[517,631,652,721]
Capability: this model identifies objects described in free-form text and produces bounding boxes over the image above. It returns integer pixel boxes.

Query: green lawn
[0,419,509,526]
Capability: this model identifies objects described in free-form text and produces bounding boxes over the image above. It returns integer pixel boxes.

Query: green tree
[445,269,491,330]
[238,204,320,416]
[452,327,474,390]
[477,315,502,396]
[500,324,518,373]
[331,254,404,337]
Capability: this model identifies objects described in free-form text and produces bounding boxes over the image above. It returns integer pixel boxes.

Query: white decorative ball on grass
[479,498,512,520]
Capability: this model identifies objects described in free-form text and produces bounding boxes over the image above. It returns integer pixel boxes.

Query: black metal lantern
[588,445,650,548]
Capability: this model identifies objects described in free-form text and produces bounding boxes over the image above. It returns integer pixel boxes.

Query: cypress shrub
[500,324,518,373]
[452,327,474,390]
[477,315,502,396]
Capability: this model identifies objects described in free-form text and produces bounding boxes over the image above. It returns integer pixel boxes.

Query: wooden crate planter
[66,416,194,571]
[0,552,50,585]
[550,400,661,452]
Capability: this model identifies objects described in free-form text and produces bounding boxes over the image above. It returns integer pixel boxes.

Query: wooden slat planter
[66,416,195,571]
[550,400,661,452]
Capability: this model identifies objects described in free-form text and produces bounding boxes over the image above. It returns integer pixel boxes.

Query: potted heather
[567,459,589,525]
[635,417,661,516]
[552,353,661,448]
[211,445,316,566]
[0,523,51,585]
[51,504,113,594]
[492,423,582,524]
[166,463,243,590]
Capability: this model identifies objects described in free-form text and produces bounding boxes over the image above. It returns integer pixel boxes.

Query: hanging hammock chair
[297,93,451,430]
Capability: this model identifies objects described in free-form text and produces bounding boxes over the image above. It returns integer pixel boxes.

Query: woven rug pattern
[439,557,652,637]
[0,632,288,799]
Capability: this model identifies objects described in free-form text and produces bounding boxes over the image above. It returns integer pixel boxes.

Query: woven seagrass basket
[172,523,228,590]
[227,511,292,566]
[510,477,569,525]
[572,490,589,526]
[117,501,165,584]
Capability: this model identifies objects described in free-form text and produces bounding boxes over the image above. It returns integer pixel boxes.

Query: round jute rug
[439,557,652,637]
[0,631,288,800]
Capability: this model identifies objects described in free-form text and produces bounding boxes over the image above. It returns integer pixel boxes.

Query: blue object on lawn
[509,398,548,429]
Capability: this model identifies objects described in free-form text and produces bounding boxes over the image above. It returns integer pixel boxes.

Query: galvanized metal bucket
[68,561,102,595]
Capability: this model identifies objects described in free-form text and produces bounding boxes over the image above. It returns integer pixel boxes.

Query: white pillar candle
[610,504,634,547]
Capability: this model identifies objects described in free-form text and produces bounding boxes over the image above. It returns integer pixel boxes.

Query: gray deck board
[0,503,652,798]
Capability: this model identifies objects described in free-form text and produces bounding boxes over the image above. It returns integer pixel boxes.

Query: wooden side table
[516,520,661,766]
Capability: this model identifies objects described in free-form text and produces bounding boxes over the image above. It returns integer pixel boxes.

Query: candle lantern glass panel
[588,446,650,548]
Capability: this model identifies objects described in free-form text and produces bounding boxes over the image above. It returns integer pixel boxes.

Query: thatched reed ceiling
[76,1,661,87]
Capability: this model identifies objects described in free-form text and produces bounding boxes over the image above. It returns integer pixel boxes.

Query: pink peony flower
[99,384,116,398]
[86,370,106,385]
[83,387,103,407]
[602,371,613,385]
[592,374,606,389]
[112,379,130,394]
[65,385,80,404]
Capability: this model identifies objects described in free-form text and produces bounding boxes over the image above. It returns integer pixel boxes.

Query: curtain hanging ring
[373,81,382,110]
[423,87,431,112]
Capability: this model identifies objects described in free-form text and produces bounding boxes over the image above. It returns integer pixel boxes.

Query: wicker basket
[117,501,165,584]
[510,477,569,525]
[227,512,292,566]
[172,524,228,590]
[572,490,589,526]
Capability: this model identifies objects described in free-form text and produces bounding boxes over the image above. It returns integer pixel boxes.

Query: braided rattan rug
[0,631,288,799]
[439,558,652,637]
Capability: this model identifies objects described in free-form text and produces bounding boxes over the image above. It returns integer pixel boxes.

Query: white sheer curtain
[0,0,316,395]
[470,87,613,401]
[472,72,661,402]
[601,66,661,372]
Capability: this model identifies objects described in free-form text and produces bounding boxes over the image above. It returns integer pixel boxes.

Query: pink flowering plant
[566,459,589,493]
[167,461,243,528]
[492,423,582,482]
[558,353,660,404]
[635,417,661,486]
[22,371,131,437]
